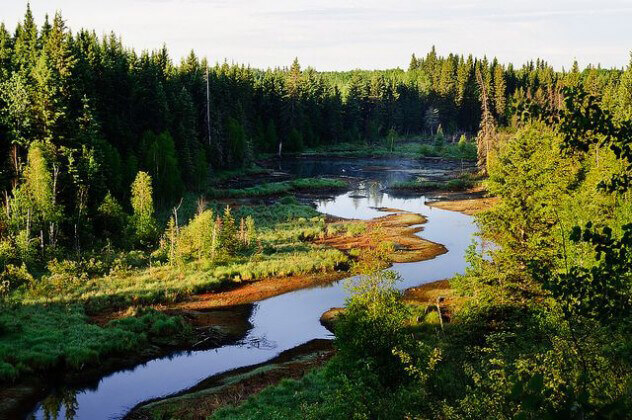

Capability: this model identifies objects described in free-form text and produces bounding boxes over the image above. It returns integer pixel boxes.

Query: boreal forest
[0,5,631,420]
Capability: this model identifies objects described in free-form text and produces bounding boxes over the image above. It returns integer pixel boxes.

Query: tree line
[1,5,632,271]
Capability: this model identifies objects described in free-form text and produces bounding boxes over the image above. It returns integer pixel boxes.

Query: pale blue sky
[2,0,631,70]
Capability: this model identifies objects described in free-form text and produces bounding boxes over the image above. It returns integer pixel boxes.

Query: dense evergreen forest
[2,5,632,419]
[1,7,629,258]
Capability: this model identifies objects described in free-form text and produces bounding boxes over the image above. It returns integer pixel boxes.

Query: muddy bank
[172,271,349,311]
[168,209,445,312]
[320,307,345,332]
[318,211,447,264]
[319,278,461,334]
[126,339,334,420]
[426,187,498,215]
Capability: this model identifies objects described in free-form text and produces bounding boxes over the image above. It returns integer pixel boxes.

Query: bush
[96,192,129,245]
[335,270,425,387]
[0,264,33,292]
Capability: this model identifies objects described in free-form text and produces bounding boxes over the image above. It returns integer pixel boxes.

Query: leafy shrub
[335,270,428,387]
[0,264,33,292]
[96,192,129,245]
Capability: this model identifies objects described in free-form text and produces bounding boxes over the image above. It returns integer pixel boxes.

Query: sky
[1,0,631,71]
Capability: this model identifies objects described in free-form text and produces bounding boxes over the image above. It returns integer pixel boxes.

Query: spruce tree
[493,63,507,121]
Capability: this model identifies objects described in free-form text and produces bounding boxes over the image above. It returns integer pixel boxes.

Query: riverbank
[126,339,335,420]
[122,190,495,419]
[4,156,489,419]
[0,305,252,420]
[426,186,498,215]
[2,203,446,419]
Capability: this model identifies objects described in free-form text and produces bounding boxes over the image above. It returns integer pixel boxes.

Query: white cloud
[1,0,631,70]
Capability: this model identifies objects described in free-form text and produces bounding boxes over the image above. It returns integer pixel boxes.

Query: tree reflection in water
[41,388,78,420]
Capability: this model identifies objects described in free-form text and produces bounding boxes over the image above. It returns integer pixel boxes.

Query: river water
[30,158,478,420]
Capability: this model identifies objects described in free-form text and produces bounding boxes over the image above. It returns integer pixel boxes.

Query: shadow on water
[30,158,480,420]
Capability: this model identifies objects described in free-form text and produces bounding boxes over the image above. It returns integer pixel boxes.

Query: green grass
[208,178,348,199]
[0,304,190,381]
[390,173,481,192]
[211,367,342,419]
[302,138,477,160]
[0,199,351,387]
[207,165,269,186]
[14,200,348,311]
[0,199,350,386]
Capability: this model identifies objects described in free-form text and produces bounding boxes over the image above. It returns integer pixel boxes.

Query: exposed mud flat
[317,211,447,264]
[171,271,349,311]
[165,209,444,312]
[426,187,498,215]
[319,307,345,332]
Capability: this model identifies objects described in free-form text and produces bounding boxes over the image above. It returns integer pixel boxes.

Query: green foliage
[0,304,190,381]
[336,270,420,387]
[209,178,347,198]
[23,141,60,228]
[390,173,480,192]
[0,263,34,293]
[0,72,33,156]
[96,192,128,244]
[483,121,578,273]
[141,131,184,203]
[223,82,632,420]
[226,118,250,168]
[130,171,158,246]
[219,206,238,257]
[287,128,305,152]
[542,223,632,320]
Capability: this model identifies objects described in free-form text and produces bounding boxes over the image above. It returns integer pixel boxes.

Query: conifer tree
[13,4,38,74]
[0,24,13,81]
[408,53,418,71]
[219,205,238,257]
[23,141,60,248]
[493,63,507,121]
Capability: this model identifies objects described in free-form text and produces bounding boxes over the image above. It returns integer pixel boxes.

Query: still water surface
[31,159,478,419]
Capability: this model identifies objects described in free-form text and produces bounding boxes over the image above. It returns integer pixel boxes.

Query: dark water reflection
[31,159,479,420]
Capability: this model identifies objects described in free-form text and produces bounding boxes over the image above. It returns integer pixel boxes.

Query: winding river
[30,158,479,420]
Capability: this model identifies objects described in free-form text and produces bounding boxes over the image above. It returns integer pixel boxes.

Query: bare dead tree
[196,196,207,215]
[475,67,496,175]
[206,67,212,148]
[172,197,184,234]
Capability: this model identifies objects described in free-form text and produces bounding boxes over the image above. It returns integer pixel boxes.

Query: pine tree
[32,12,76,145]
[408,53,418,71]
[13,4,38,75]
[281,57,303,156]
[219,205,238,257]
[23,141,60,248]
[493,63,507,121]
[616,55,632,121]
[475,66,496,174]
[245,215,255,247]
[265,119,278,152]
[142,131,183,204]
[0,23,13,81]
